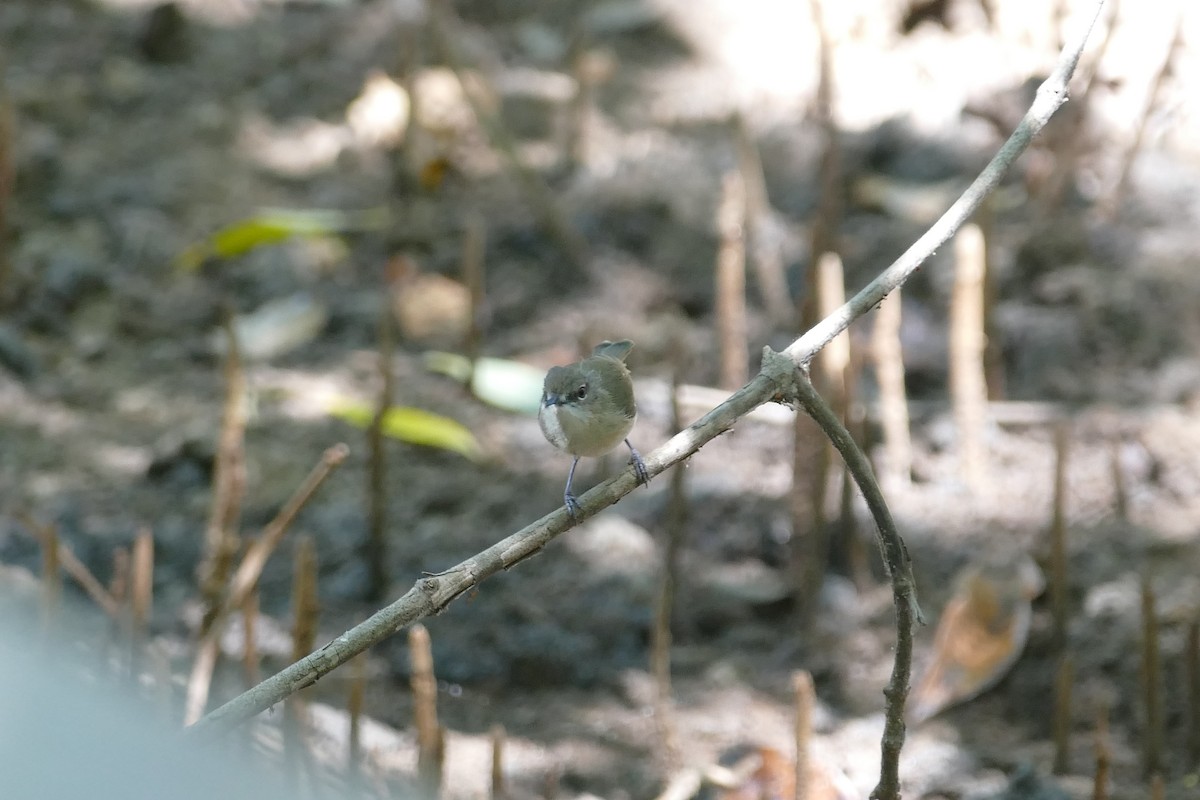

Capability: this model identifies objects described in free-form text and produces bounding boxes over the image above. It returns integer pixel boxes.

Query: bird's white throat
[539,403,570,452]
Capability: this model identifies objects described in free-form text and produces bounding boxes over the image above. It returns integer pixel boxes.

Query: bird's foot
[564,491,582,519]
[628,447,650,487]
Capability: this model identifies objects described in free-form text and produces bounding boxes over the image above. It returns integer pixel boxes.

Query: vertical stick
[715,170,748,390]
[791,410,829,626]
[816,252,860,582]
[490,723,506,800]
[815,253,850,405]
[110,544,130,616]
[198,313,247,633]
[0,76,12,308]
[872,289,911,487]
[975,197,1005,400]
[290,537,319,664]
[806,0,841,266]
[840,342,872,591]
[286,537,319,755]
[1188,619,1200,767]
[367,268,396,603]
[950,223,988,491]
[1050,423,1070,650]
[460,214,487,368]
[184,445,347,725]
[1092,702,1109,800]
[1141,575,1163,778]
[793,670,815,800]
[565,25,591,171]
[1053,654,1073,774]
[1109,440,1128,521]
[1149,773,1164,800]
[241,590,261,688]
[39,523,61,632]
[130,528,154,673]
[733,113,794,328]
[653,348,688,768]
[410,623,442,799]
[348,649,368,784]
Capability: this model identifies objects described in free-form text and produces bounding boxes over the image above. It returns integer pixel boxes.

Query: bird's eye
[574,385,588,400]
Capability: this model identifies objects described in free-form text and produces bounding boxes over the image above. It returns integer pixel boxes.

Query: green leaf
[330,400,482,461]
[423,352,545,415]
[177,207,390,270]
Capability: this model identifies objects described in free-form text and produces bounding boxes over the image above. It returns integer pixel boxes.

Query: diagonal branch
[786,0,1105,366]
[189,0,1106,751]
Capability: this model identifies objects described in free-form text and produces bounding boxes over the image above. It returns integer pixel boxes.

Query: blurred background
[1,0,1199,798]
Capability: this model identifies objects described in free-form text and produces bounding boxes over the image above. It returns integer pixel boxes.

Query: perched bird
[539,340,650,517]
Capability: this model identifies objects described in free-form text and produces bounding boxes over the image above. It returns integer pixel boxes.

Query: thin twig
[110,546,130,649]
[461,213,487,368]
[716,170,749,390]
[367,275,395,603]
[17,513,122,619]
[783,1,1105,366]
[1092,701,1110,800]
[284,537,319,778]
[793,373,920,800]
[130,528,154,674]
[1189,619,1200,767]
[733,113,794,328]
[793,671,815,800]
[0,74,13,308]
[1109,438,1127,520]
[184,444,348,724]
[410,623,441,798]
[490,724,506,800]
[1051,423,1070,650]
[806,0,842,267]
[189,2,1105,745]
[840,350,872,592]
[198,312,247,634]
[653,349,689,768]
[241,590,262,687]
[347,649,368,784]
[871,290,911,487]
[1053,653,1074,774]
[564,24,590,172]
[1141,575,1163,778]
[39,521,60,632]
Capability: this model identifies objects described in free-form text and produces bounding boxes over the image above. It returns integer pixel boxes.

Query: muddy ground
[2,0,1200,798]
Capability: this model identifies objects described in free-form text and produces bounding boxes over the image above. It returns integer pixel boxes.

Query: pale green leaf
[330,400,481,461]
[176,207,390,270]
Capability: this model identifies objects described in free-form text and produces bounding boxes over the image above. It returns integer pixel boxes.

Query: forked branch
[191,9,1107,799]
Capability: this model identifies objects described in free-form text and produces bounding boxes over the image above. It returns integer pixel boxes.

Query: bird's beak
[543,392,562,407]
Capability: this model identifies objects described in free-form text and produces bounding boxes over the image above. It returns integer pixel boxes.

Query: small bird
[539,340,650,517]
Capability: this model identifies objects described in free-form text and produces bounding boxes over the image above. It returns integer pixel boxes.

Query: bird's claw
[629,450,650,487]
[564,492,582,519]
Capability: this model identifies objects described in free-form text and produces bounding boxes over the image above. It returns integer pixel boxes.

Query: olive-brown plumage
[539,340,650,516]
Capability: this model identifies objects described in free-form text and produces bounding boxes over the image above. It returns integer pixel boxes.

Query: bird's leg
[625,439,650,486]
[563,456,582,518]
